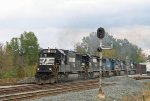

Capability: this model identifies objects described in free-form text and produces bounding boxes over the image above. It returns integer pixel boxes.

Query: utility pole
[97,27,112,99]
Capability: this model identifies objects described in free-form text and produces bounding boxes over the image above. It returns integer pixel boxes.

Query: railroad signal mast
[126,56,129,77]
[97,27,113,99]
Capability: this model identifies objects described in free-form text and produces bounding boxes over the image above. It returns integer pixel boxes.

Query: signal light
[97,27,105,39]
[97,47,102,52]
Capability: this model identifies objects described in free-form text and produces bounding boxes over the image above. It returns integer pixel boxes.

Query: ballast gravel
[28,77,150,101]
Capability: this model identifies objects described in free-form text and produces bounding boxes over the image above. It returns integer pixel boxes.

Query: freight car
[35,48,142,84]
[135,63,147,75]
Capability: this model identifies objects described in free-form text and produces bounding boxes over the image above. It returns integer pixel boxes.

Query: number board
[42,49,56,53]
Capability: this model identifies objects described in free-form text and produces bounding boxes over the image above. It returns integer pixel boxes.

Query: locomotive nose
[37,65,53,72]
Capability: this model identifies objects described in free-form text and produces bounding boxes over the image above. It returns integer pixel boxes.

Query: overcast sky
[0,0,150,55]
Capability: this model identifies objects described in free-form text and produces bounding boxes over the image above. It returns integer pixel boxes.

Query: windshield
[40,53,55,58]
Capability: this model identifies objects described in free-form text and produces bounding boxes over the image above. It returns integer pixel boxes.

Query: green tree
[20,31,39,65]
[8,38,20,66]
[0,31,40,79]
[0,43,3,69]
[75,32,146,63]
[148,55,150,62]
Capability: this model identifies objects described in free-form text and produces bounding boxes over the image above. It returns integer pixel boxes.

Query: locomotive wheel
[78,71,85,79]
[78,71,83,79]
[102,71,106,77]
[35,73,41,84]
[132,70,136,75]
[115,71,119,76]
[64,73,69,81]
[120,71,125,76]
[105,71,109,77]
[89,72,94,79]
[50,77,55,83]
[35,74,43,84]
[108,71,113,77]
[59,73,69,82]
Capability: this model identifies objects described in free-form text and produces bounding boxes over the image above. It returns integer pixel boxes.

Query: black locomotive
[35,48,141,84]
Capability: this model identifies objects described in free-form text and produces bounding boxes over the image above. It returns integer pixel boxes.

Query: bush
[16,66,25,78]
[0,64,36,79]
[0,67,17,79]
[25,65,34,77]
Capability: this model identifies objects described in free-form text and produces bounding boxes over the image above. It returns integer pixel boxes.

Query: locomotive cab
[81,54,90,68]
[37,49,62,72]
[35,48,66,84]
[76,53,90,79]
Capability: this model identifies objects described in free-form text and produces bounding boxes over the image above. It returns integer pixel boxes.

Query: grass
[0,64,37,85]
[122,82,150,101]
[143,82,150,101]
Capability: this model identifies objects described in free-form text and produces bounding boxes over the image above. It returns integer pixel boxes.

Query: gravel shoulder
[28,77,150,101]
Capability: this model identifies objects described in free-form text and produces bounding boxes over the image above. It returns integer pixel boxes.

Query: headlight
[49,68,52,71]
[37,68,39,71]
[82,63,85,66]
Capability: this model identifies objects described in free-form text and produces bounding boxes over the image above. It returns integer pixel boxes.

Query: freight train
[35,48,145,84]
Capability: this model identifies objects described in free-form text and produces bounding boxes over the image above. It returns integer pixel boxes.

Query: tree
[6,31,40,66]
[0,43,3,69]
[148,55,150,62]
[75,32,146,63]
[8,38,20,66]
[20,31,40,65]
[0,31,40,79]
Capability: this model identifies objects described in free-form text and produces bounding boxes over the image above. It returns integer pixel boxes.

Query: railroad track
[133,76,150,80]
[0,79,113,101]
[0,75,147,101]
[0,79,97,95]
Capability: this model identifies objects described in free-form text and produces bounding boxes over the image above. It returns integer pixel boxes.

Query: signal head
[97,47,102,52]
[97,27,105,39]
